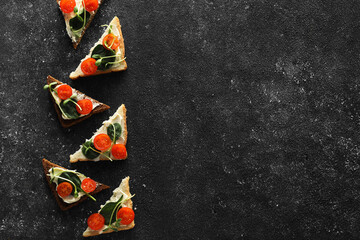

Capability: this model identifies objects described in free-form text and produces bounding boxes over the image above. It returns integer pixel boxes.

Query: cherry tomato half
[60,0,76,13]
[57,182,73,198]
[111,144,127,159]
[57,84,73,100]
[102,33,120,50]
[116,207,135,225]
[81,178,97,193]
[87,213,105,230]
[81,58,98,76]
[83,0,99,12]
[76,99,93,115]
[93,134,112,151]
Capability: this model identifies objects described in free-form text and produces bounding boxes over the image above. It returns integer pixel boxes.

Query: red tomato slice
[57,84,73,100]
[116,207,135,225]
[87,213,105,230]
[57,182,73,198]
[111,144,127,159]
[60,0,76,13]
[102,34,120,50]
[81,178,97,193]
[93,134,112,151]
[81,58,98,75]
[76,99,93,115]
[83,0,99,12]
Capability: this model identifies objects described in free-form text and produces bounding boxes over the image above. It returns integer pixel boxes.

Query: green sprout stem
[101,24,113,34]
[84,192,96,201]
[88,146,113,161]
[105,57,127,68]
[104,38,116,50]
[55,175,79,197]
[43,82,57,91]
[63,98,82,111]
[72,0,87,34]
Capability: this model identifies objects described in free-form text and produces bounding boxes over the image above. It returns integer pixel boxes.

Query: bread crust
[57,0,105,49]
[70,16,127,80]
[46,75,110,128]
[69,104,128,163]
[42,158,110,211]
[83,177,135,237]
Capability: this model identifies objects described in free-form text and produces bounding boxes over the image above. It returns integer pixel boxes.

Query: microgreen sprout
[101,24,113,34]
[43,82,57,91]
[105,57,127,68]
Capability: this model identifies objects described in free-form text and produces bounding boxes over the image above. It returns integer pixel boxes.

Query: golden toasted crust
[42,158,110,211]
[57,0,105,49]
[83,177,135,237]
[69,104,128,163]
[46,75,110,128]
[70,16,127,80]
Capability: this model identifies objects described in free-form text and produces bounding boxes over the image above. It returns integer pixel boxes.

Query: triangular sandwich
[42,158,110,211]
[57,0,104,49]
[44,75,110,128]
[83,177,135,237]
[70,104,128,162]
[70,16,127,79]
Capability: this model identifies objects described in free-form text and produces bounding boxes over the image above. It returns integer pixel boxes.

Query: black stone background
[2,0,360,239]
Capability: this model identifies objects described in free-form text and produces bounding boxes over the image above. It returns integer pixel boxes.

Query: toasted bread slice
[46,75,110,128]
[70,104,128,162]
[42,158,110,211]
[70,16,127,79]
[57,0,104,49]
[83,177,134,237]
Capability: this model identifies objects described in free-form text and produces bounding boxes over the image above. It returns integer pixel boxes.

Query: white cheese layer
[51,84,100,120]
[48,167,86,204]
[69,105,126,162]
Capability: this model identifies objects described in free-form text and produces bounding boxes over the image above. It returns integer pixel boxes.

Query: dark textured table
[2,0,360,239]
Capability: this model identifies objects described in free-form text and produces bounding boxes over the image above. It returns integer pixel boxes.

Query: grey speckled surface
[2,0,360,239]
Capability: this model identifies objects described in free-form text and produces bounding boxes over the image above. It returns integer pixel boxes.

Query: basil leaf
[99,195,123,225]
[69,10,90,31]
[107,123,122,143]
[58,172,82,195]
[60,99,80,119]
[82,141,100,159]
[91,45,116,70]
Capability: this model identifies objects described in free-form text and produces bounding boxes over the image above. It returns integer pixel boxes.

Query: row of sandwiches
[43,0,136,237]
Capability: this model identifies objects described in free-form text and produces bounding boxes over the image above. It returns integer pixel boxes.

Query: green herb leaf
[91,45,116,70]
[107,123,122,143]
[82,141,100,159]
[69,10,90,31]
[99,195,123,225]
[44,82,57,91]
[59,99,80,119]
